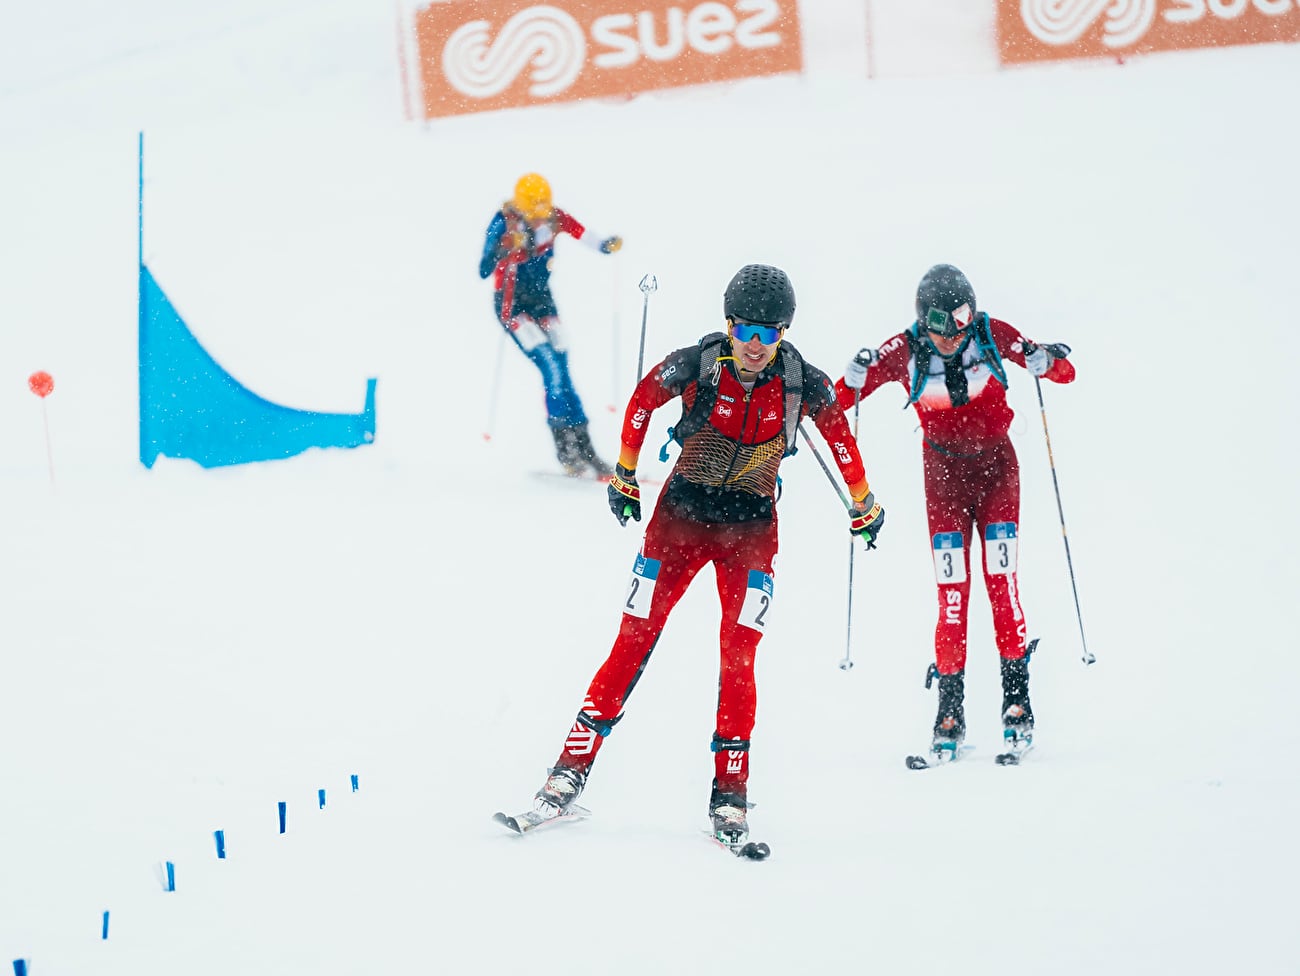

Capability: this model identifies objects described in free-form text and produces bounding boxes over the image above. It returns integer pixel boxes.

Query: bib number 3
[984,522,1018,576]
[623,553,661,618]
[932,532,967,585]
[737,570,775,632]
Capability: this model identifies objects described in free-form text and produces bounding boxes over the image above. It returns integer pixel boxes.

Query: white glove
[844,348,879,390]
[1025,345,1052,378]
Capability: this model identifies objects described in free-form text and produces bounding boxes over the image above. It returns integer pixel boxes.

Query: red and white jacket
[835,317,1075,457]
[621,336,871,524]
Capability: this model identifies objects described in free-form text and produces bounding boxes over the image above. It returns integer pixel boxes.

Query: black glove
[849,493,885,549]
[607,465,641,526]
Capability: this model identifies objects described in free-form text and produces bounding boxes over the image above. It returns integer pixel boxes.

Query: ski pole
[482,332,507,442]
[798,421,858,671]
[609,255,621,412]
[838,391,861,672]
[1032,373,1094,666]
[797,421,850,509]
[635,274,657,383]
[790,421,852,506]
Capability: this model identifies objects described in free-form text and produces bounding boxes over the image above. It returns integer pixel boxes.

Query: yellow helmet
[512,173,552,220]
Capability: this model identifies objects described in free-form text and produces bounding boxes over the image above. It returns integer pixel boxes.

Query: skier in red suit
[836,264,1075,764]
[526,265,886,849]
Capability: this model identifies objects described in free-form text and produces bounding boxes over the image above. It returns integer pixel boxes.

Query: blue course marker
[278,801,286,834]
[350,774,359,792]
[102,910,110,940]
[165,861,176,892]
[318,789,326,809]
[214,830,226,859]
[14,959,29,976]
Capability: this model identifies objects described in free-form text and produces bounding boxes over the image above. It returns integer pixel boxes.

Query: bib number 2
[623,553,661,619]
[737,570,774,632]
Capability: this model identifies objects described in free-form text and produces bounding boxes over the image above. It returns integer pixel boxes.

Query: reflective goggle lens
[730,322,782,344]
[924,303,973,338]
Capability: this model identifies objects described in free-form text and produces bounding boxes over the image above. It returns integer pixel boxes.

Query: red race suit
[553,334,872,799]
[835,317,1075,675]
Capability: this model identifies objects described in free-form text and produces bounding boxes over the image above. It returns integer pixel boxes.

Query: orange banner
[413,0,803,119]
[998,0,1300,64]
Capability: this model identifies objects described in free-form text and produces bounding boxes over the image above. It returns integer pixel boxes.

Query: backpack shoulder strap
[906,322,929,405]
[973,313,1008,388]
[776,342,806,456]
[665,332,729,448]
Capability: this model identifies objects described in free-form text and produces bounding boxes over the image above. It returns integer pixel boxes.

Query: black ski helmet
[915,264,976,338]
[723,264,796,327]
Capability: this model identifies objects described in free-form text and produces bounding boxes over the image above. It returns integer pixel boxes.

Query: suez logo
[413,0,802,119]
[944,589,962,625]
[1000,0,1300,63]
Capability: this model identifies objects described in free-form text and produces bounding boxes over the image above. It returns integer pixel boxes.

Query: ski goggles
[729,321,783,344]
[923,303,974,339]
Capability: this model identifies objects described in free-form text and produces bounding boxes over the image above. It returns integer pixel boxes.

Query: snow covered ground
[2,2,1298,973]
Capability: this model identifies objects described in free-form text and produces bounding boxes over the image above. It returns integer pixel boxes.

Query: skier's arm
[991,317,1076,384]
[805,369,871,504]
[606,347,696,526]
[478,212,521,279]
[833,331,909,410]
[615,350,693,471]
[556,208,622,255]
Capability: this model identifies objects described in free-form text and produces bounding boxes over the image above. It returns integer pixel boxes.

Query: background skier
[837,263,1074,764]
[524,264,886,851]
[478,172,623,476]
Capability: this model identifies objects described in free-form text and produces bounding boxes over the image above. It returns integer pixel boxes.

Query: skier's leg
[923,446,975,676]
[707,519,779,802]
[528,343,585,428]
[975,440,1028,659]
[536,314,588,422]
[974,440,1035,740]
[552,506,709,775]
[922,446,977,751]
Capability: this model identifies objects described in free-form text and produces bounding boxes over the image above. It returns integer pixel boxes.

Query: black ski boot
[570,424,613,478]
[931,669,966,761]
[550,426,586,477]
[1000,652,1035,752]
[533,765,586,813]
[708,780,749,846]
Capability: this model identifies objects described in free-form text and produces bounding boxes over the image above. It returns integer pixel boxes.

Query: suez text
[1163,0,1300,19]
[590,0,784,68]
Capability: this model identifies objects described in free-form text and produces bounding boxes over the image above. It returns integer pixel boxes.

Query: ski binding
[995,729,1035,766]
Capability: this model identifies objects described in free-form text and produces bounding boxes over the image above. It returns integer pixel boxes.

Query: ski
[995,741,1035,765]
[705,831,771,860]
[493,803,592,835]
[905,744,975,770]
